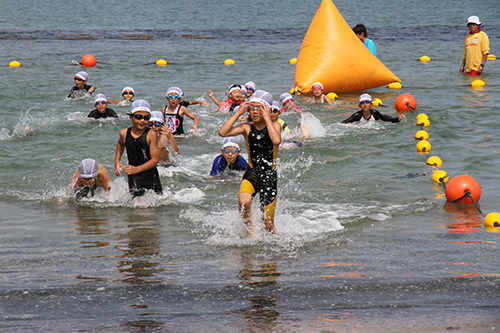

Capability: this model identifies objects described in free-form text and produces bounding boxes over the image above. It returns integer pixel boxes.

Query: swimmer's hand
[207,90,213,97]
[115,163,123,177]
[398,114,406,122]
[88,86,96,93]
[122,165,139,175]
[191,125,198,133]
[237,102,250,116]
[261,104,272,121]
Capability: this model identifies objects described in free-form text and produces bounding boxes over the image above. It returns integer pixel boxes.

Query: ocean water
[0,0,499,332]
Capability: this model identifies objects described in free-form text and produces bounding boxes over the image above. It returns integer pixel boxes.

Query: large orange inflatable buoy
[294,0,400,94]
[81,54,97,67]
[445,175,481,204]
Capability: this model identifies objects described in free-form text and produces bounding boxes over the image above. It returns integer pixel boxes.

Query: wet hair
[353,24,367,37]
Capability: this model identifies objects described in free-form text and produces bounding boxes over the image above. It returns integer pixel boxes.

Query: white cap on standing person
[467,16,481,26]
[245,81,256,91]
[130,100,151,114]
[79,159,98,178]
[359,93,372,103]
[94,94,107,103]
[150,111,164,123]
[228,84,242,94]
[75,71,88,81]
[248,90,273,107]
[222,137,240,150]
[166,87,183,97]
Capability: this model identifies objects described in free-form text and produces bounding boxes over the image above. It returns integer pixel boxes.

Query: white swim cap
[280,92,293,104]
[359,93,372,103]
[94,94,107,103]
[79,159,98,178]
[245,81,256,91]
[149,111,164,123]
[222,137,240,150]
[467,15,481,26]
[248,90,273,107]
[311,82,324,89]
[75,71,88,81]
[272,100,280,110]
[228,84,242,94]
[122,86,135,94]
[166,87,183,97]
[130,100,151,114]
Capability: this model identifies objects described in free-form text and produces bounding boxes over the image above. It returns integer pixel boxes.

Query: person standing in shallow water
[218,90,281,237]
[459,15,489,76]
[115,100,162,198]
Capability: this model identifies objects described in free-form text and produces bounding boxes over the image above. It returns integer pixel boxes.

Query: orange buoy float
[445,175,481,204]
[395,93,417,112]
[81,54,97,67]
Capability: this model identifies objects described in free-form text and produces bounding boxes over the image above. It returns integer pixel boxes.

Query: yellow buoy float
[484,212,500,227]
[156,59,167,66]
[432,170,449,183]
[487,54,496,60]
[426,156,443,168]
[9,61,21,67]
[388,82,402,89]
[417,118,430,127]
[415,130,429,141]
[294,0,400,94]
[416,113,428,121]
[327,92,338,100]
[416,140,431,153]
[289,58,297,65]
[224,59,235,65]
[471,80,485,87]
[372,98,383,106]
[419,56,431,62]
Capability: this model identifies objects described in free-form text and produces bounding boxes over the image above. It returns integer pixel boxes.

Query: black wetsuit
[342,109,401,124]
[241,125,278,219]
[67,84,93,98]
[125,127,162,197]
[87,108,118,119]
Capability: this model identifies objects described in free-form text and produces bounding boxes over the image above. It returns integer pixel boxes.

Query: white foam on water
[300,112,326,138]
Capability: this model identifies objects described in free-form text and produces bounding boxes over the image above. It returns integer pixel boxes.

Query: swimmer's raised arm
[219,102,249,138]
[207,90,222,107]
[261,104,282,146]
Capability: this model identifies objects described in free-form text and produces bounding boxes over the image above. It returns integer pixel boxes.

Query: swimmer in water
[71,158,112,198]
[162,87,199,135]
[219,90,281,237]
[208,84,244,112]
[148,111,179,165]
[210,136,248,177]
[67,71,96,98]
[115,100,162,197]
[279,93,302,113]
[107,87,135,106]
[87,94,118,119]
[307,82,334,104]
[244,81,256,99]
[342,93,405,124]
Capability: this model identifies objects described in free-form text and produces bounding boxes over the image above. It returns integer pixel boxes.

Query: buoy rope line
[451,191,485,217]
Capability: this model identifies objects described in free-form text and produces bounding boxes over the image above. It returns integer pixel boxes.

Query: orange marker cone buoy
[81,54,97,67]
[445,175,481,204]
[395,93,417,112]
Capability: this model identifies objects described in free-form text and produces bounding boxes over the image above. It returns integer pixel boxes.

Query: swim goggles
[148,121,163,127]
[74,77,84,81]
[248,105,263,111]
[359,100,372,105]
[129,114,151,120]
[81,176,97,183]
[272,109,280,113]
[167,95,181,100]
[311,87,323,91]
[222,148,239,154]
[122,91,134,95]
[95,101,107,106]
[245,86,255,92]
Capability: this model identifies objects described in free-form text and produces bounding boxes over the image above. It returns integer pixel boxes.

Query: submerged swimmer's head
[148,111,164,133]
[311,82,324,97]
[122,87,135,101]
[94,94,108,113]
[221,137,241,166]
[74,71,88,89]
[359,93,373,111]
[79,158,98,180]
[271,100,281,121]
